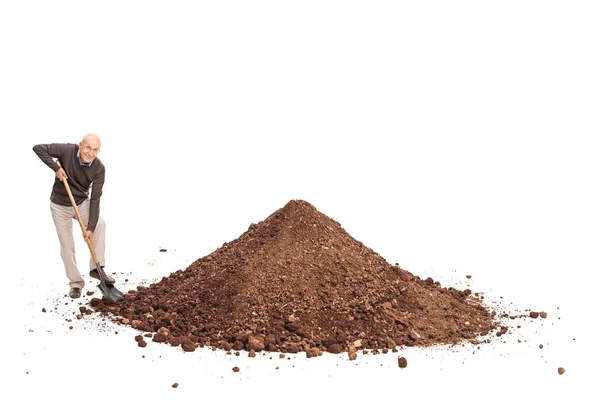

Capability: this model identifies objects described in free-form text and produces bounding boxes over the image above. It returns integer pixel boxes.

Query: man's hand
[56,167,67,181]
[83,230,93,244]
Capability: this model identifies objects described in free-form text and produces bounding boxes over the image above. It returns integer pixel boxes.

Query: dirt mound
[93,199,498,354]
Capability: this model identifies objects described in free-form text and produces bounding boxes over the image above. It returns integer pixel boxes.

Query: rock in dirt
[247,336,265,352]
[181,339,196,352]
[153,332,168,343]
[398,357,408,368]
[92,200,498,354]
[306,347,320,358]
[348,345,358,361]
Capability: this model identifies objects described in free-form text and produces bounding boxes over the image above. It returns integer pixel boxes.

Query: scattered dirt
[93,199,501,354]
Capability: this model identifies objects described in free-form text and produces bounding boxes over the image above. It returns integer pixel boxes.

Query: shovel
[56,161,124,303]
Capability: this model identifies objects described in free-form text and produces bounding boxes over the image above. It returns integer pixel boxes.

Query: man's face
[79,136,101,163]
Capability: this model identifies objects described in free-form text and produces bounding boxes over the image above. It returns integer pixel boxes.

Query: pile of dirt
[93,199,499,354]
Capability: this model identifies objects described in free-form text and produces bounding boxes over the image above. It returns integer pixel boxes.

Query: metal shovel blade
[98,281,124,304]
[95,264,124,304]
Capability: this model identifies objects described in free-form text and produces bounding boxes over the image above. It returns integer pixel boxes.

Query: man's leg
[50,201,84,289]
[76,199,106,270]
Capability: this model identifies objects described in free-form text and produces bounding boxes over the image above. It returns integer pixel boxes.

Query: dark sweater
[33,143,105,232]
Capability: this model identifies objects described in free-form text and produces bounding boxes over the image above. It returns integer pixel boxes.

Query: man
[33,133,116,299]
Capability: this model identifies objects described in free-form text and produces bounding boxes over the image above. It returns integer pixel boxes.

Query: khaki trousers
[50,200,106,289]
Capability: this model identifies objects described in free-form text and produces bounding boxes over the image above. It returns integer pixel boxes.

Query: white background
[1,1,598,399]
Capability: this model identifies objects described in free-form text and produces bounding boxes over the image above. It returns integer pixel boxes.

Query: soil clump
[93,200,498,354]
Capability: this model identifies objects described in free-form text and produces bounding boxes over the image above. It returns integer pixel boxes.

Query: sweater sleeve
[87,167,105,232]
[32,143,69,172]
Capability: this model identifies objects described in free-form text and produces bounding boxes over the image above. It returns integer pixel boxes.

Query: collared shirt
[77,149,94,167]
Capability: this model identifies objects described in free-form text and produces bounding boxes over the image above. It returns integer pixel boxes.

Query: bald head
[82,133,101,144]
[79,133,101,164]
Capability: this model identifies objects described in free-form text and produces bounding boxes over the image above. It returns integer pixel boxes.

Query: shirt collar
[77,149,94,167]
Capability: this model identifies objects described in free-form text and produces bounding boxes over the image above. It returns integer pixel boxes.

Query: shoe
[69,287,81,298]
[90,268,116,285]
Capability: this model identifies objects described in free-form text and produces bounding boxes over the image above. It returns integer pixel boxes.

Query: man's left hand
[83,230,94,244]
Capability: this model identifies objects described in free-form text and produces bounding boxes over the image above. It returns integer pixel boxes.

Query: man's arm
[87,168,105,232]
[33,143,72,181]
[33,144,62,172]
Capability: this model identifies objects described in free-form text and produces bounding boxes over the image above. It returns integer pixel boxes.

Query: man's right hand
[56,167,67,181]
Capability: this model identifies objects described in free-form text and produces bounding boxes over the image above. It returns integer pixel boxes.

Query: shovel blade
[94,263,123,303]
[98,282,124,304]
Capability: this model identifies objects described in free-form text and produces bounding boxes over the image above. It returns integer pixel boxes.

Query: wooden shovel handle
[56,160,100,265]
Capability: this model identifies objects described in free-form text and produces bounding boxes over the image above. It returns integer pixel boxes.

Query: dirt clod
[181,339,196,352]
[92,200,498,354]
[558,367,565,375]
[398,357,408,368]
[306,347,320,358]
[153,333,168,343]
[90,298,101,307]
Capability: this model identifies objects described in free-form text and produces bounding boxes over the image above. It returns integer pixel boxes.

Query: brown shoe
[90,268,116,285]
[69,287,81,298]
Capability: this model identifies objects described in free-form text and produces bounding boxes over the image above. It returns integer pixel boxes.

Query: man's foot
[69,287,81,298]
[90,268,116,285]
